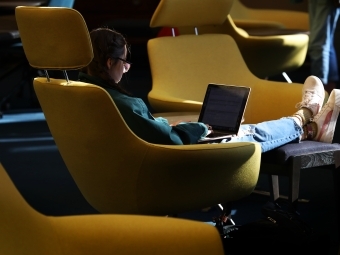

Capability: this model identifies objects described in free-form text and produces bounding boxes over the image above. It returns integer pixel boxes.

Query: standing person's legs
[308,0,340,93]
[327,8,340,88]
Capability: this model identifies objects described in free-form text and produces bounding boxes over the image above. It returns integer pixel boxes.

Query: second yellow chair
[154,0,309,79]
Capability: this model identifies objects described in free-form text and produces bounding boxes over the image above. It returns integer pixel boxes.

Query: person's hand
[206,124,213,136]
[169,120,182,126]
[169,120,191,126]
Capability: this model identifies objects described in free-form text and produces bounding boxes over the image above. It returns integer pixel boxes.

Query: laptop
[197,84,251,143]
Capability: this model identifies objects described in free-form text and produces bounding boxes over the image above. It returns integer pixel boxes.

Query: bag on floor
[218,201,330,255]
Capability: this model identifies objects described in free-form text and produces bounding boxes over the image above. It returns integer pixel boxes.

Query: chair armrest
[52,215,225,255]
[248,10,309,30]
[233,19,285,30]
[136,142,261,215]
[148,92,203,112]
[233,32,308,78]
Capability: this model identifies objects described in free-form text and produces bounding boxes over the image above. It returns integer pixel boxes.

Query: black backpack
[216,201,330,255]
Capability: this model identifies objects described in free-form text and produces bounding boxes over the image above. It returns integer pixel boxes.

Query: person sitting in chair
[78,27,340,153]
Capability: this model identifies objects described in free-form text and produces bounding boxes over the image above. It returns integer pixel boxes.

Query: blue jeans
[308,0,340,84]
[223,118,303,153]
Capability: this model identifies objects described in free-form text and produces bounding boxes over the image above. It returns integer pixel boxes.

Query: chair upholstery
[150,0,309,79]
[0,163,225,255]
[230,0,309,31]
[15,6,261,216]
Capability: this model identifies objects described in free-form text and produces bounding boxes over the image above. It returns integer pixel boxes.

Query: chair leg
[333,151,340,244]
[213,202,234,235]
[289,157,302,212]
[334,169,340,248]
[268,174,280,202]
[218,202,235,225]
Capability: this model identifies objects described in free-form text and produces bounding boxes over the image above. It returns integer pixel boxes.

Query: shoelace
[295,90,316,109]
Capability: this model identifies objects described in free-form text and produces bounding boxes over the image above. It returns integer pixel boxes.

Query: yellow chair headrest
[15,6,93,70]
[150,0,233,28]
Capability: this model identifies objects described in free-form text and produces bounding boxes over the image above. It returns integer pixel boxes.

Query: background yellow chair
[230,0,309,32]
[0,163,225,255]
[148,0,304,123]
[147,0,340,213]
[169,0,309,79]
[15,6,261,216]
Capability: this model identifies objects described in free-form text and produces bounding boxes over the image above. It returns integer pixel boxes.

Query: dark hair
[84,27,131,94]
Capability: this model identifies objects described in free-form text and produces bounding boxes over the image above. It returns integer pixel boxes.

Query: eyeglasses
[116,57,132,72]
[116,57,132,65]
[116,57,132,73]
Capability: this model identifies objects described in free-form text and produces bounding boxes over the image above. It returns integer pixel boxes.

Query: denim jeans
[308,0,340,84]
[223,118,303,153]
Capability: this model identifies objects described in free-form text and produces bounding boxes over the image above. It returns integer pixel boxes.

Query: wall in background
[73,0,308,32]
[73,0,160,31]
[241,0,308,12]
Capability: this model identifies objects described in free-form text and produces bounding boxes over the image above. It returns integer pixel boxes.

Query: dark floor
[1,34,340,254]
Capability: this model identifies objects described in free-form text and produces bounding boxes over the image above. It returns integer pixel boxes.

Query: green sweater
[78,72,208,145]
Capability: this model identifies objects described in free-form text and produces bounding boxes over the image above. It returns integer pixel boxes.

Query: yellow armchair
[0,163,225,255]
[148,0,304,123]
[15,6,261,216]
[230,0,309,31]
[158,0,309,78]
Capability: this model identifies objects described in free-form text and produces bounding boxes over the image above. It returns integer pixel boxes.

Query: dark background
[0,1,340,254]
[0,0,330,113]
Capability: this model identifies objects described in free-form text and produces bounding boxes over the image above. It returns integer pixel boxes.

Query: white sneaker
[312,89,340,143]
[296,76,325,117]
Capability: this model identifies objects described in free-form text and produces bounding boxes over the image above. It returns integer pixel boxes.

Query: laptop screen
[198,84,250,134]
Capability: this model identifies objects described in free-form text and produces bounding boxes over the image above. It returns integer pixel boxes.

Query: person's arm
[114,95,208,145]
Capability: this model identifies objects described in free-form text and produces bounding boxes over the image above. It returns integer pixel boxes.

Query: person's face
[106,45,131,83]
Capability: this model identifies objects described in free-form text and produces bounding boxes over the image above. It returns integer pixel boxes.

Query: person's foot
[296,76,325,117]
[311,89,340,143]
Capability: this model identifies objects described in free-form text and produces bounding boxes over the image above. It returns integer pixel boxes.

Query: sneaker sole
[316,89,340,143]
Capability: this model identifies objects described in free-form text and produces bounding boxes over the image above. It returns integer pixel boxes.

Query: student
[78,28,340,153]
